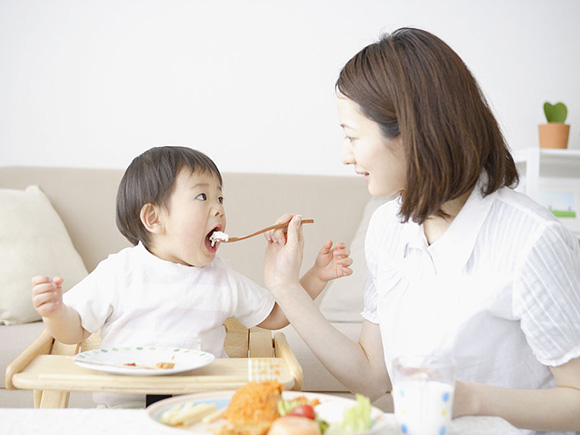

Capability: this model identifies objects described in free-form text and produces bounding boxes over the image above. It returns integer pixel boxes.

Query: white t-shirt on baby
[64,242,275,407]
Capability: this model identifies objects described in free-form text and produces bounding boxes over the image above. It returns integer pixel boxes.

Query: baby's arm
[31,276,90,344]
[300,240,353,299]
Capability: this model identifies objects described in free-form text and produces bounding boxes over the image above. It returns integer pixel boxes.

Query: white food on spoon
[209,230,229,246]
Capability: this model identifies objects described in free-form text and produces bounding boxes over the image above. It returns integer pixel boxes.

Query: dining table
[0,408,521,435]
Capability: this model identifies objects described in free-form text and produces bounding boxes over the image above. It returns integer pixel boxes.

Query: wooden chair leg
[39,390,71,408]
[33,390,42,408]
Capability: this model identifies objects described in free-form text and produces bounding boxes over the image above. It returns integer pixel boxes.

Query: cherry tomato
[288,404,316,420]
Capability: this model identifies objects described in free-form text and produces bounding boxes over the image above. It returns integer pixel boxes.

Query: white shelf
[513,148,580,200]
[513,147,580,239]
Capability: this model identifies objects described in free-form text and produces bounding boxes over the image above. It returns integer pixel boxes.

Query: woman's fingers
[268,214,302,245]
[286,215,304,249]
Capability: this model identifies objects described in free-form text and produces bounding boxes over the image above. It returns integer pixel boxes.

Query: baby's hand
[314,240,353,283]
[31,276,64,318]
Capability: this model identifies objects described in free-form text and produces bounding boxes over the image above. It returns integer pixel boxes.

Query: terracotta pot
[538,123,570,149]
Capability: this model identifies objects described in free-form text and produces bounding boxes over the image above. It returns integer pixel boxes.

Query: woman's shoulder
[490,187,578,250]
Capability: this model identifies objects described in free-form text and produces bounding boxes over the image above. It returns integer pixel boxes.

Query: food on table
[202,408,227,424]
[287,404,316,420]
[156,382,373,434]
[332,394,372,433]
[267,416,321,435]
[278,398,327,434]
[160,402,217,427]
[154,362,175,369]
[224,380,284,426]
[121,361,175,369]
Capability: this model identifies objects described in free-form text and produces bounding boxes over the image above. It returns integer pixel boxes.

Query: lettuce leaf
[337,394,372,432]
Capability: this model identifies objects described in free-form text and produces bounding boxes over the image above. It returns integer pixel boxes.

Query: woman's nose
[341,142,354,165]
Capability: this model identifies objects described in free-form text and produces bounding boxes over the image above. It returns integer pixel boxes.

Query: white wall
[1,0,579,176]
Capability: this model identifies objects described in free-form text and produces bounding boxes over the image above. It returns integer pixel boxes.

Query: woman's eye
[218,196,224,204]
[345,136,355,143]
[196,193,207,201]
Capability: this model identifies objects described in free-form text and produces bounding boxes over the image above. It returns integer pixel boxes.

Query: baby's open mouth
[206,227,229,251]
[205,228,219,252]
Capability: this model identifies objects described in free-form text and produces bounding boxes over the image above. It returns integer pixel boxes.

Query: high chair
[5,318,302,408]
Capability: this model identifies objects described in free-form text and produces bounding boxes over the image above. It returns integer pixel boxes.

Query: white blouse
[362,180,580,435]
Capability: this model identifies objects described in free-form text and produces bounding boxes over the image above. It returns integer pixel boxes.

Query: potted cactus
[539,102,570,149]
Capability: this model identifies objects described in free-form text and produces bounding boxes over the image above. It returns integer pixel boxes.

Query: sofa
[0,166,391,410]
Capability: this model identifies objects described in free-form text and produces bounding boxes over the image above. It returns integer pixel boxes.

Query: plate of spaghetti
[146,381,388,434]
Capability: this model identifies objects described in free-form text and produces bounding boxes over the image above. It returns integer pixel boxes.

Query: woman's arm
[455,356,580,431]
[263,215,390,400]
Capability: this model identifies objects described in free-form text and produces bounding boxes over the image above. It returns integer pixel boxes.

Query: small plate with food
[74,346,215,376]
[146,380,389,434]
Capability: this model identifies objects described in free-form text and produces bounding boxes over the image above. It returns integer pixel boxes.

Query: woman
[264,28,580,434]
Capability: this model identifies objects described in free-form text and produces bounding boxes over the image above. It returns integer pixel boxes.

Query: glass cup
[190,338,202,351]
[392,355,456,435]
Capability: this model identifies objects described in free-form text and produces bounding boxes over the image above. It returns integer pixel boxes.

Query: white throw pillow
[0,185,88,325]
[319,196,391,322]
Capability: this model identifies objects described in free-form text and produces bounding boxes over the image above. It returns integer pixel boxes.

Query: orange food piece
[224,381,284,426]
[155,362,175,369]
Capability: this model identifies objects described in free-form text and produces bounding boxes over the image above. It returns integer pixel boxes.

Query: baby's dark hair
[116,146,222,248]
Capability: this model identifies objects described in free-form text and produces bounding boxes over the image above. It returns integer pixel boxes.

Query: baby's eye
[345,136,355,143]
[196,193,207,201]
[218,196,224,204]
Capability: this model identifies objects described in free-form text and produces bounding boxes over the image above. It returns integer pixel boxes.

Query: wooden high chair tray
[11,354,295,395]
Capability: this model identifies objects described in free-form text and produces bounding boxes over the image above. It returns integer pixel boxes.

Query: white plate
[74,346,215,376]
[146,390,389,434]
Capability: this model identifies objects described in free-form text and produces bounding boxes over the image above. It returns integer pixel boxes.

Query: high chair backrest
[71,318,253,357]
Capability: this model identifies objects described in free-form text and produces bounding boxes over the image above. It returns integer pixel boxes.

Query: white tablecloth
[0,409,520,435]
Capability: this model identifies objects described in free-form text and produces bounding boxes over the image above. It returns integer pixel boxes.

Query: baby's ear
[140,203,164,234]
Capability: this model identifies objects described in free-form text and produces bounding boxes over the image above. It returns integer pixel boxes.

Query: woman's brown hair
[336,27,518,224]
[116,146,222,249]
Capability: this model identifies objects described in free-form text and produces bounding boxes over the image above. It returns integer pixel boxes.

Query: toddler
[31,146,352,407]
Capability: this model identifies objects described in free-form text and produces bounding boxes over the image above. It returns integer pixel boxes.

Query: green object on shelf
[543,102,568,123]
[551,210,576,218]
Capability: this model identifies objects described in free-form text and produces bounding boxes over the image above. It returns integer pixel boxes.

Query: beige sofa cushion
[319,196,391,322]
[0,186,88,325]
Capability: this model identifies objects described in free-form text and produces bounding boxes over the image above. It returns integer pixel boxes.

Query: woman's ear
[140,203,164,234]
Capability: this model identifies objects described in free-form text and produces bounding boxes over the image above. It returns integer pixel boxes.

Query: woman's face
[337,94,407,197]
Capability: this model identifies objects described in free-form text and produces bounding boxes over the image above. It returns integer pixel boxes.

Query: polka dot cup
[392,356,455,435]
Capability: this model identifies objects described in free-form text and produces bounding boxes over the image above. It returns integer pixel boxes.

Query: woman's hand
[264,214,305,294]
[313,240,353,283]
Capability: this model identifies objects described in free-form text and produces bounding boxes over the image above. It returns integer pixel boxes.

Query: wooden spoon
[211,218,314,244]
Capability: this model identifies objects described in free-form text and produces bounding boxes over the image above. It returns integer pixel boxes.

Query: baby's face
[152,168,226,267]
